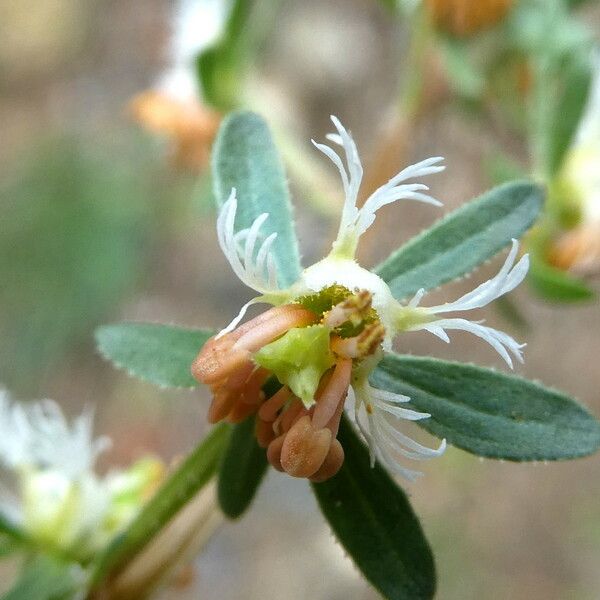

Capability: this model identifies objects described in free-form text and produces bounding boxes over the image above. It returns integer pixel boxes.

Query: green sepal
[372,354,600,461]
[312,415,436,600]
[212,111,302,288]
[95,323,213,388]
[375,181,544,300]
[254,325,334,406]
[218,415,268,519]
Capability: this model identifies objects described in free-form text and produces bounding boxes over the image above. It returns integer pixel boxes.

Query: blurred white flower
[0,390,163,562]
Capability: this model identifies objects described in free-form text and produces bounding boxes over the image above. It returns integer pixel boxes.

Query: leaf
[91,423,230,585]
[1,555,79,600]
[212,111,302,288]
[312,415,436,600]
[372,354,600,461]
[196,0,281,110]
[547,56,592,176]
[0,513,28,557]
[95,323,213,388]
[218,415,268,519]
[375,181,544,300]
[528,255,595,302]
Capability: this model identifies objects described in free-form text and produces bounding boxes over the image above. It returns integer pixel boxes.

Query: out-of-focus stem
[95,481,222,600]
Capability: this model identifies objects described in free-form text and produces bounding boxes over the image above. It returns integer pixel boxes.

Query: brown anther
[240,368,269,405]
[331,323,385,359]
[233,306,317,353]
[256,418,276,449]
[258,387,291,422]
[192,344,250,386]
[227,401,259,424]
[324,290,373,329]
[280,416,332,478]
[192,305,315,386]
[309,440,345,483]
[312,358,352,430]
[207,388,238,424]
[279,400,307,434]
[267,435,286,472]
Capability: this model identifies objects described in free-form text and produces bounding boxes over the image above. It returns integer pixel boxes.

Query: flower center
[191,288,387,481]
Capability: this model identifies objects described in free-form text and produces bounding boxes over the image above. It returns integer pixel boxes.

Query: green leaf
[212,111,302,288]
[528,256,595,302]
[91,423,230,585]
[95,323,213,388]
[375,181,544,300]
[196,0,282,110]
[312,415,436,600]
[373,354,600,460]
[0,514,28,557]
[547,56,592,175]
[218,415,268,519]
[2,555,79,600]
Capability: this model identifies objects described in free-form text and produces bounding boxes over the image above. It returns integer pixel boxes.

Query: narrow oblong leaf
[212,111,302,287]
[2,555,79,600]
[373,354,600,461]
[528,257,595,302]
[547,56,592,176]
[375,181,544,300]
[218,415,268,519]
[95,323,213,388]
[312,415,436,600]
[91,423,230,585]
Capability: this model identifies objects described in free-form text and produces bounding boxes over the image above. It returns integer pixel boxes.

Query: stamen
[309,440,344,482]
[256,418,276,449]
[330,324,385,359]
[207,388,238,424]
[233,306,317,353]
[324,290,372,329]
[279,416,333,478]
[266,434,286,472]
[258,387,291,422]
[312,358,352,429]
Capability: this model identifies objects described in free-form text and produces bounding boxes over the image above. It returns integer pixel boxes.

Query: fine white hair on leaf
[0,390,110,479]
[216,189,281,294]
[313,116,444,247]
[352,382,446,481]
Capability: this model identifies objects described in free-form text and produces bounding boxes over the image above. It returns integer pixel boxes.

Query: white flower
[206,115,530,480]
[0,390,162,562]
[158,0,230,102]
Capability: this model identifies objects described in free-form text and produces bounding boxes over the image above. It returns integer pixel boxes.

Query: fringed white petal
[357,157,444,235]
[0,391,110,478]
[351,381,445,481]
[216,189,281,294]
[314,116,443,254]
[420,318,525,368]
[427,240,529,314]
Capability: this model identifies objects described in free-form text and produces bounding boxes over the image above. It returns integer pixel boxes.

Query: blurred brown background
[0,1,599,598]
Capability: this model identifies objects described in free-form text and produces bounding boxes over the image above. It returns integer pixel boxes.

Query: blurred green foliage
[0,135,156,393]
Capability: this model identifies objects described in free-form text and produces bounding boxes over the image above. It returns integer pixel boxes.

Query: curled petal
[427,240,529,314]
[216,189,281,293]
[420,318,525,368]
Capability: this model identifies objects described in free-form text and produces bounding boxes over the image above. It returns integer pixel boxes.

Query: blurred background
[0,0,599,598]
